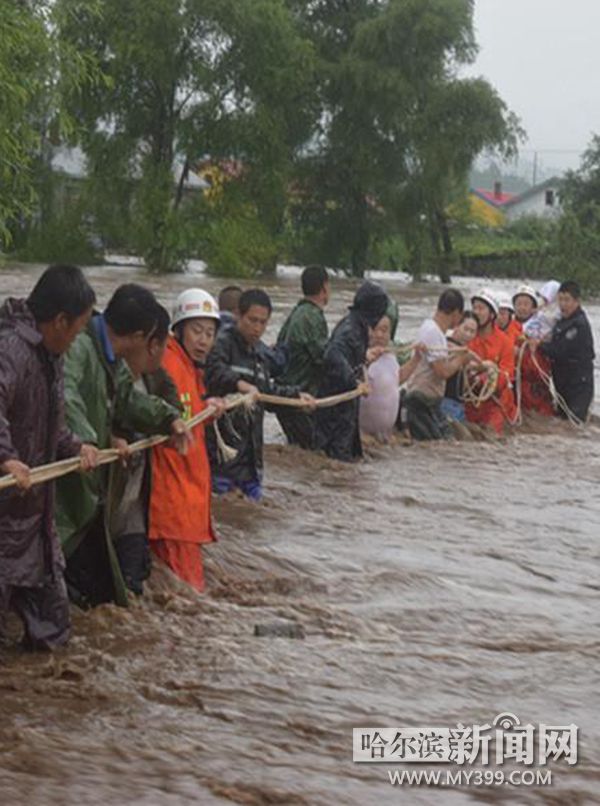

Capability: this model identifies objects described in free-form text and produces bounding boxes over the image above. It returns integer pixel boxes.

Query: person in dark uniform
[538,280,595,422]
[314,281,389,461]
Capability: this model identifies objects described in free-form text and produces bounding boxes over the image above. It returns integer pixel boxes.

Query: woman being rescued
[148,289,226,591]
[465,289,517,435]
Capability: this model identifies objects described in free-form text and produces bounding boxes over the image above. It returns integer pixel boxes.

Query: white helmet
[496,292,514,313]
[172,289,220,327]
[471,288,499,316]
[512,284,538,307]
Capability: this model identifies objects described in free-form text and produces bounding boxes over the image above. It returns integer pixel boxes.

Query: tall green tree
[0,0,103,251]
[0,0,49,246]
[57,0,315,272]
[289,0,521,278]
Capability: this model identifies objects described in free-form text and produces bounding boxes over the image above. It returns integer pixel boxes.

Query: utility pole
[532,151,538,186]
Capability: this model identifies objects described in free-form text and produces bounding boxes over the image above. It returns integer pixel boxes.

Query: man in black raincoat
[315,281,389,461]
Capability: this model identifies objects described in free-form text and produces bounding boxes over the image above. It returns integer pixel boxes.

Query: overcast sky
[470,0,600,172]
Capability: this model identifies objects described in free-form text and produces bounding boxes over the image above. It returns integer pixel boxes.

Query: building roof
[503,177,561,208]
[471,187,517,208]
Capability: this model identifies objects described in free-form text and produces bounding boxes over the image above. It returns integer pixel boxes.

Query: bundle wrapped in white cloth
[359,352,400,440]
[523,280,560,339]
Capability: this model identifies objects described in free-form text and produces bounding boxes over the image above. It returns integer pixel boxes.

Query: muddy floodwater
[1,262,600,805]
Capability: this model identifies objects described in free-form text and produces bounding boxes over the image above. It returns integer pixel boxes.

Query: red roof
[474,188,517,206]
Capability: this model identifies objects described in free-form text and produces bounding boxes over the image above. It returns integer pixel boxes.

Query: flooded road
[1,263,599,804]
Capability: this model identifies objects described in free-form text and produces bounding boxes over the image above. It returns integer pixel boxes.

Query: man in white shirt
[405,289,471,440]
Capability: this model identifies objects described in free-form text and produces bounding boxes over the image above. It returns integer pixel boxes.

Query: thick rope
[461,361,500,407]
[0,387,368,493]
[0,394,249,493]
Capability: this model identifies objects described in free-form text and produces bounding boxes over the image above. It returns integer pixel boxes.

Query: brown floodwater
[1,262,600,805]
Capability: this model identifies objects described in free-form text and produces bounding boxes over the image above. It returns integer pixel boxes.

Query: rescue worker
[57,285,190,608]
[513,284,538,326]
[518,282,560,418]
[497,293,521,348]
[537,280,595,422]
[149,290,226,591]
[205,289,314,500]
[404,289,471,441]
[466,289,516,434]
[275,265,330,449]
[0,265,98,650]
[314,281,390,460]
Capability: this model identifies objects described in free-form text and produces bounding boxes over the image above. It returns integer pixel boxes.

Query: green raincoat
[56,318,180,606]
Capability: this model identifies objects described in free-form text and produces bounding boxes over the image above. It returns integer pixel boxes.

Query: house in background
[468,181,517,227]
[503,177,562,222]
[467,178,563,227]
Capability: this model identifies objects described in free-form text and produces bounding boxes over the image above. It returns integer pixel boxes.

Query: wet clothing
[110,369,182,596]
[405,392,452,440]
[359,352,400,440]
[466,325,516,434]
[57,314,180,607]
[276,298,328,448]
[540,307,595,422]
[277,299,328,393]
[315,282,389,461]
[205,325,301,492]
[441,337,466,423]
[0,299,80,648]
[405,317,450,440]
[500,318,523,349]
[406,318,448,400]
[0,575,71,651]
[149,337,216,592]
[518,345,554,417]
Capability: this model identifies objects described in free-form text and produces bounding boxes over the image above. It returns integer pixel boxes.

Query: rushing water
[1,262,599,805]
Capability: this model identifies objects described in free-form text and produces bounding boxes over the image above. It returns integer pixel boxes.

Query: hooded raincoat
[0,299,81,647]
[315,282,389,461]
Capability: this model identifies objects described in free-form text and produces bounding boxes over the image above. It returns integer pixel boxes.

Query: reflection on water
[1,262,599,804]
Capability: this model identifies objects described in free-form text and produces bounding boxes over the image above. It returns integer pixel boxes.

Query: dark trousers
[64,512,118,608]
[114,533,151,596]
[276,409,316,450]
[405,392,451,441]
[556,380,594,423]
[0,575,71,651]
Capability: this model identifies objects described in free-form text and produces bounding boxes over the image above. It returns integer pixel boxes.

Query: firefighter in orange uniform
[466,289,517,434]
[149,289,225,591]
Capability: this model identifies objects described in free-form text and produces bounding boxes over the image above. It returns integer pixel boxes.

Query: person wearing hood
[148,290,226,591]
[0,265,98,650]
[465,289,516,434]
[314,281,389,460]
[404,290,471,441]
[517,280,561,418]
[205,288,314,499]
[537,280,595,422]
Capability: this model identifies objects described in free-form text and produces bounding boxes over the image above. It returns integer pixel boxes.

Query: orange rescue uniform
[501,318,522,349]
[466,324,517,434]
[149,336,215,591]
